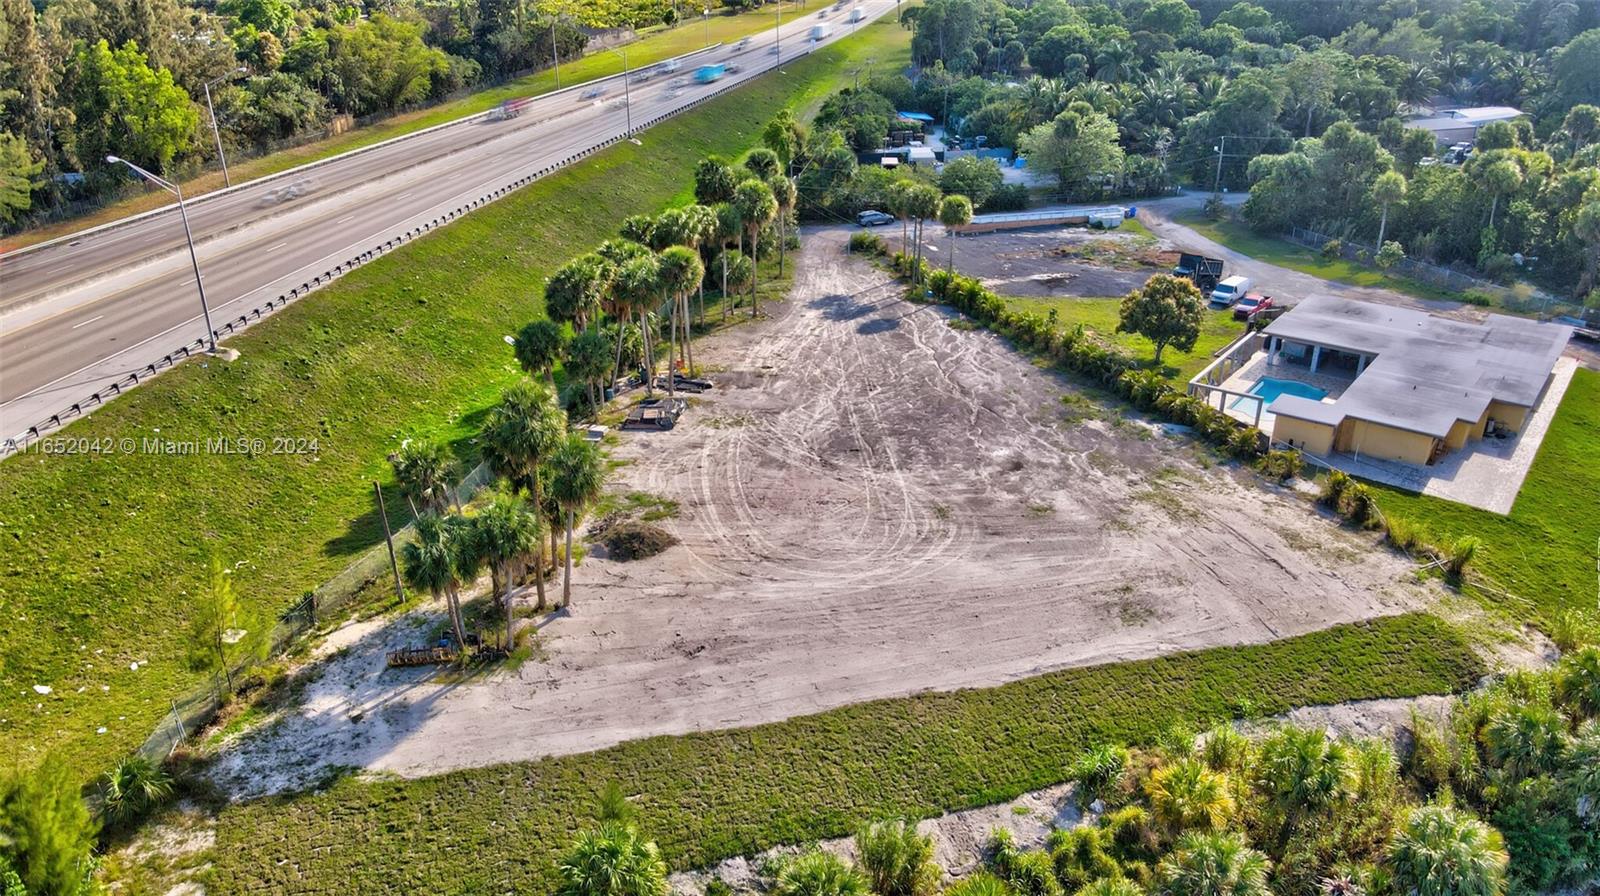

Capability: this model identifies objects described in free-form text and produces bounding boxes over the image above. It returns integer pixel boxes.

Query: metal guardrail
[1,52,800,459]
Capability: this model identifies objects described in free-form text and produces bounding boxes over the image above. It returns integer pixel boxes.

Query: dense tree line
[893,0,1600,296]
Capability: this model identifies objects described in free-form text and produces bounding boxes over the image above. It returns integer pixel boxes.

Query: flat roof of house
[1262,296,1570,438]
[1408,105,1522,132]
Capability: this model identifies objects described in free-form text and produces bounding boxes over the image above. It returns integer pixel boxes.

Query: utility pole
[202,68,244,187]
[375,481,406,605]
[552,20,561,87]
[1212,135,1226,198]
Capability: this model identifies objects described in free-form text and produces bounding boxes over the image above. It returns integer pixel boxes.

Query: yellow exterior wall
[1486,400,1530,433]
[1274,416,1336,455]
[1336,418,1437,465]
[1444,419,1472,451]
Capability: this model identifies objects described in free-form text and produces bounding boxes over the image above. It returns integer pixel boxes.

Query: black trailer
[1172,252,1225,295]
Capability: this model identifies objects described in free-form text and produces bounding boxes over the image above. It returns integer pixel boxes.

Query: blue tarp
[896,111,935,122]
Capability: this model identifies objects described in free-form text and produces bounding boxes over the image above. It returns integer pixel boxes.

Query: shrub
[98,755,173,830]
[1553,647,1600,720]
[602,522,679,561]
[1000,848,1063,896]
[1072,745,1131,802]
[1226,427,1264,460]
[1156,832,1270,896]
[1402,711,1455,800]
[556,821,669,896]
[771,850,871,896]
[0,756,99,896]
[1341,484,1377,528]
[1383,515,1427,555]
[849,231,886,256]
[1143,760,1235,835]
[1321,239,1344,260]
[1200,726,1253,774]
[1549,610,1599,654]
[1319,470,1352,509]
[856,820,939,896]
[1257,449,1302,482]
[1375,241,1405,270]
[945,872,1013,896]
[1048,826,1123,891]
[1202,195,1228,220]
[1458,290,1496,307]
[984,184,1030,212]
[1443,535,1481,583]
[1388,805,1508,896]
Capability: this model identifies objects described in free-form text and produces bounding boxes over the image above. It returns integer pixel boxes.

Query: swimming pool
[1231,377,1328,411]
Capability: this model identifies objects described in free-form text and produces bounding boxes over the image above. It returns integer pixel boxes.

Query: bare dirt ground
[210,226,1439,798]
[933,225,1163,298]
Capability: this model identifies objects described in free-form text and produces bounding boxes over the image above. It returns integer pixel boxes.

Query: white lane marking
[335,214,356,224]
[267,242,287,251]
[69,315,104,330]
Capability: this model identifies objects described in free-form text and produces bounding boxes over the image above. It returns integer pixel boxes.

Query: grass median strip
[0,17,911,778]
[209,613,1484,895]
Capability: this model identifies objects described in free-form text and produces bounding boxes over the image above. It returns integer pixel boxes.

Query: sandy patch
[211,226,1435,799]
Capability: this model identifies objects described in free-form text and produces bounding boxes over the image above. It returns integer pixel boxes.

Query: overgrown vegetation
[210,615,1484,893]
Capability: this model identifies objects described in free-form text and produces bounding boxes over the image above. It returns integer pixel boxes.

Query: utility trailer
[1172,252,1225,295]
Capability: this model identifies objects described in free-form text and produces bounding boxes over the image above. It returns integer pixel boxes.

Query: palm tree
[694,156,739,206]
[890,180,915,258]
[714,202,742,321]
[567,327,615,411]
[856,820,940,896]
[1255,727,1354,841]
[939,194,973,273]
[556,822,670,896]
[743,146,780,180]
[1145,759,1234,835]
[514,318,570,390]
[1372,169,1407,249]
[679,204,720,324]
[548,435,606,609]
[1483,703,1568,779]
[402,512,471,651]
[766,173,797,276]
[1388,805,1508,896]
[389,438,457,516]
[771,851,870,896]
[1157,832,1271,896]
[614,254,661,394]
[1480,159,1523,230]
[479,382,566,611]
[546,254,610,332]
[657,246,705,391]
[1555,646,1600,720]
[473,490,540,647]
[945,872,1019,896]
[732,179,777,317]
[904,183,943,284]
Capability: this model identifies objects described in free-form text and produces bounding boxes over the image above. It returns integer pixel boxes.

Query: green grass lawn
[1001,295,1245,382]
[209,614,1482,895]
[1172,211,1460,305]
[1367,367,1600,627]
[0,17,912,779]
[1,0,836,252]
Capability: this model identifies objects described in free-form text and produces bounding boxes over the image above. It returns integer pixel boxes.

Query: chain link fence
[135,460,495,761]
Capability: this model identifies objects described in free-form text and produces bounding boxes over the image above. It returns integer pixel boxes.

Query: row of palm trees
[880,180,975,282]
[390,384,606,650]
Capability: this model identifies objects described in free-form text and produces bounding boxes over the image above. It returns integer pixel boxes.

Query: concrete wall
[1335,418,1438,465]
[1275,416,1336,455]
[1487,400,1530,433]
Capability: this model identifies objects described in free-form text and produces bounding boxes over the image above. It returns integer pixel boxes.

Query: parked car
[1210,275,1252,306]
[1233,294,1274,320]
[857,209,894,226]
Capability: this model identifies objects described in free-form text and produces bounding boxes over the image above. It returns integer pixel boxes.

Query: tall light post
[202,67,245,187]
[604,47,635,137]
[106,155,218,354]
[551,19,562,87]
[774,2,782,63]
[703,8,711,46]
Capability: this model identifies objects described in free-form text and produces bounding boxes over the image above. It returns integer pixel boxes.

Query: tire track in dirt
[209,225,1439,797]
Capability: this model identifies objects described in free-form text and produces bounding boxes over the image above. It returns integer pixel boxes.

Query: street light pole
[202,68,244,187]
[703,8,710,46]
[106,155,218,354]
[1212,135,1226,198]
[551,19,562,87]
[606,47,633,134]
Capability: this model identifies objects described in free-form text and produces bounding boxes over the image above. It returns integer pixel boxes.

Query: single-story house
[1261,296,1570,466]
[1406,106,1522,146]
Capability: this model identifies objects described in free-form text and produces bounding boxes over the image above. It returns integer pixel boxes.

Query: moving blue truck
[695,63,727,84]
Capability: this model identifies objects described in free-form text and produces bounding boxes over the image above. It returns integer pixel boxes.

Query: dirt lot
[937,225,1164,298]
[210,226,1437,798]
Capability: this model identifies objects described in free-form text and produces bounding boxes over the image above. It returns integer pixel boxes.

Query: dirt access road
[212,226,1435,798]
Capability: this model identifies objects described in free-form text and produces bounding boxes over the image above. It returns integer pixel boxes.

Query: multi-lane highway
[0,1,893,444]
